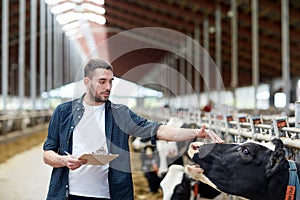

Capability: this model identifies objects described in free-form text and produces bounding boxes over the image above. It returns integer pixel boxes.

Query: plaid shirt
[43,94,161,200]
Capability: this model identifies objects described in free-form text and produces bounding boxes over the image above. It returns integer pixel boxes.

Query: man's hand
[197,125,224,143]
[64,155,86,170]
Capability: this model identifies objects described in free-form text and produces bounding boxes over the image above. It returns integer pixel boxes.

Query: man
[43,59,223,200]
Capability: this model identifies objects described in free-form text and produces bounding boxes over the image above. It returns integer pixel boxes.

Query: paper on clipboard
[78,154,119,165]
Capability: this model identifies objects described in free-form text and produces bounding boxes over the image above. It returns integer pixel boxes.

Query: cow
[140,145,162,193]
[160,164,226,200]
[187,139,300,200]
[131,136,152,151]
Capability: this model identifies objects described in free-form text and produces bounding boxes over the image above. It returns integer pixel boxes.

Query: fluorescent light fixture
[69,33,83,41]
[256,91,270,99]
[71,0,83,3]
[82,3,105,14]
[51,2,76,14]
[44,0,62,5]
[65,28,80,37]
[56,11,81,25]
[56,11,106,25]
[61,21,81,31]
[88,0,105,5]
[209,26,215,34]
[84,13,106,24]
[274,92,286,108]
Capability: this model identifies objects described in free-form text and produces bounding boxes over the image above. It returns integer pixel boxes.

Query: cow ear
[265,147,286,178]
[271,138,284,150]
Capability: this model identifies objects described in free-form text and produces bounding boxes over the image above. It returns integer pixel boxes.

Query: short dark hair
[84,59,113,78]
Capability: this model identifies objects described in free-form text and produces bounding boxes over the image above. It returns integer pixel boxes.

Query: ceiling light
[82,3,105,14]
[65,28,80,37]
[71,0,83,3]
[227,10,233,18]
[44,0,62,5]
[56,11,81,25]
[51,2,76,14]
[84,13,106,25]
[88,0,105,5]
[61,21,80,31]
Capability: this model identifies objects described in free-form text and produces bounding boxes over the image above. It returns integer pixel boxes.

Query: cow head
[188,139,289,200]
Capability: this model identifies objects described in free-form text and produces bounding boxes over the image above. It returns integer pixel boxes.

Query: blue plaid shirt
[43,95,161,200]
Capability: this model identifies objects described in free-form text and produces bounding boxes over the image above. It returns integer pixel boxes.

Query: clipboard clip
[92,147,107,155]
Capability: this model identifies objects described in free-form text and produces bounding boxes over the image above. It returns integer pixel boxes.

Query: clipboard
[78,154,119,165]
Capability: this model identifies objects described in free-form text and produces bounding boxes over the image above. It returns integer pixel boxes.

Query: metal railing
[0,109,53,143]
[134,107,300,159]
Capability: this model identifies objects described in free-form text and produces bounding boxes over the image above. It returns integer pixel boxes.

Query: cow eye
[242,148,250,155]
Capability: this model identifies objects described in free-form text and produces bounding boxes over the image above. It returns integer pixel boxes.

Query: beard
[94,94,108,103]
[88,86,110,103]
[89,90,109,103]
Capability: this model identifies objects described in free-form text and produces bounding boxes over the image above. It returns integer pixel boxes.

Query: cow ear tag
[285,160,300,200]
[285,185,295,200]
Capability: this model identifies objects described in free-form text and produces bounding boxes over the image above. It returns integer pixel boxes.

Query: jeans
[68,194,110,200]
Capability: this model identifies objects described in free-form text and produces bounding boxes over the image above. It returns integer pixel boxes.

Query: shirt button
[78,116,81,118]
[71,126,74,129]
[77,108,80,110]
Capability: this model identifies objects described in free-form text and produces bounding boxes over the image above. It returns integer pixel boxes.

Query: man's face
[85,68,114,104]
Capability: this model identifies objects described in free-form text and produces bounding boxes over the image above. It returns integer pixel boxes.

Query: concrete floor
[0,144,52,200]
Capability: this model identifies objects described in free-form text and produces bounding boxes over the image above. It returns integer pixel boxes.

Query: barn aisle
[0,137,163,200]
[0,144,51,200]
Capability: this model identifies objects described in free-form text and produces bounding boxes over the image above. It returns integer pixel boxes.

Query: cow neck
[285,160,300,200]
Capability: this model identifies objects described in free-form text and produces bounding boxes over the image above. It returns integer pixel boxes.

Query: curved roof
[2,0,300,97]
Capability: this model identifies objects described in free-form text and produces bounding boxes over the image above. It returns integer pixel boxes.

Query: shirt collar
[72,93,111,113]
[72,94,85,112]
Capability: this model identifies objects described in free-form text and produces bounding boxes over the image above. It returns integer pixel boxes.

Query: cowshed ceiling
[103,0,300,88]
[2,0,300,96]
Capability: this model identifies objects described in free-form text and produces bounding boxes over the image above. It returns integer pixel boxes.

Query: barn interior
[1,0,300,199]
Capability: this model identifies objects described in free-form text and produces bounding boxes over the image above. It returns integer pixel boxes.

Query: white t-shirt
[69,102,110,198]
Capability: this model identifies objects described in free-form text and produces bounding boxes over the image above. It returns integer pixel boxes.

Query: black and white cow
[188,139,300,200]
[160,164,226,200]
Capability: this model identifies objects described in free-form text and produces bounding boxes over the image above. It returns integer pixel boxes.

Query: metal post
[187,36,193,95]
[69,40,75,81]
[53,19,59,88]
[58,28,63,87]
[194,24,200,105]
[19,0,26,110]
[64,35,70,84]
[167,56,173,98]
[282,0,291,114]
[162,57,167,95]
[231,0,238,107]
[2,0,9,111]
[171,56,178,96]
[203,17,209,94]
[215,4,222,105]
[30,0,37,109]
[180,58,186,96]
[47,6,53,92]
[252,0,259,114]
[40,0,46,96]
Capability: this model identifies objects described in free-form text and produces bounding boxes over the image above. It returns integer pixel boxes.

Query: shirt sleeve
[111,105,162,145]
[43,106,61,152]
[128,109,162,145]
